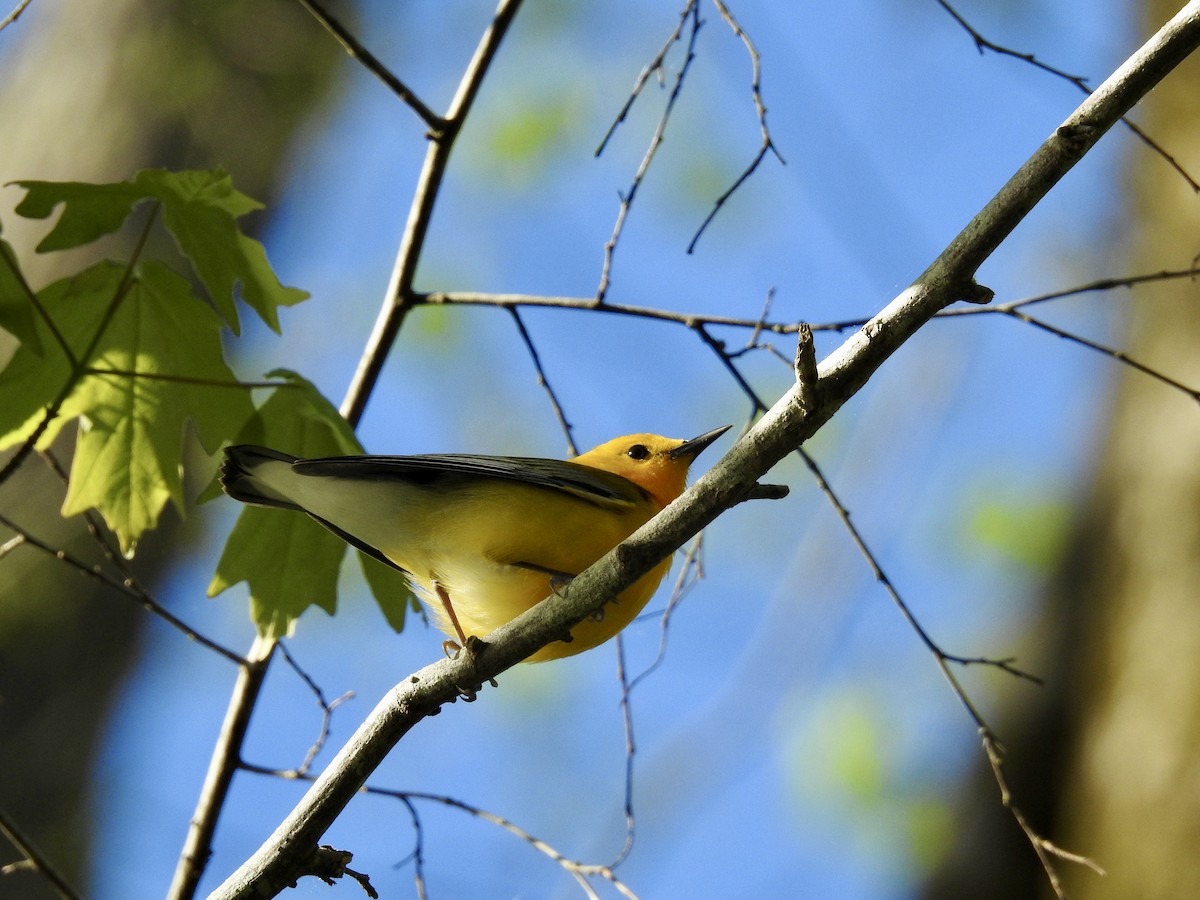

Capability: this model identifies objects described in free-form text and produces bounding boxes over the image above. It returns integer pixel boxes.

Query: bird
[220,426,729,662]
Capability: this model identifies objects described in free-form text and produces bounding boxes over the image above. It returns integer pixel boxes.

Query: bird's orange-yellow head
[571,426,730,508]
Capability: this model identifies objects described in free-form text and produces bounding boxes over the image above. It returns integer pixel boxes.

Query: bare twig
[378,791,636,899]
[935,0,1200,191]
[508,308,577,454]
[999,307,1200,403]
[627,534,705,692]
[0,505,245,664]
[596,1,698,157]
[611,636,638,870]
[424,263,1199,339]
[933,265,1200,403]
[943,264,1200,314]
[687,0,785,252]
[393,796,429,900]
[340,0,525,427]
[0,806,81,900]
[424,288,806,332]
[296,0,444,133]
[596,2,703,303]
[981,730,1107,897]
[274,642,355,777]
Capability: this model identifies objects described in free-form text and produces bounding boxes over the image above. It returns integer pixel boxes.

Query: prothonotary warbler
[220,426,729,662]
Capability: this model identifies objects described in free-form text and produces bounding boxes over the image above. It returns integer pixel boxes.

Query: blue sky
[5,0,1152,896]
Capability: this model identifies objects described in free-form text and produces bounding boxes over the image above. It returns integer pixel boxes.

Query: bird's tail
[220,445,305,511]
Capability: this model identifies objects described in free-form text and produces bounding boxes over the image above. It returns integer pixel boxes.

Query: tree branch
[167,635,276,900]
[210,5,1200,896]
[339,0,524,427]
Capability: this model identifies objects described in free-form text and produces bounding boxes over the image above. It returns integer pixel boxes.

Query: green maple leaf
[0,263,125,451]
[0,259,255,555]
[135,169,308,334]
[13,179,145,252]
[12,169,308,334]
[208,372,417,639]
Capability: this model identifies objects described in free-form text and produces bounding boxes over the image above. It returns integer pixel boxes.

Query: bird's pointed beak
[669,425,732,460]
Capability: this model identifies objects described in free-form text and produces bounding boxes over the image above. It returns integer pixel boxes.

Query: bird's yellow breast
[380,479,666,662]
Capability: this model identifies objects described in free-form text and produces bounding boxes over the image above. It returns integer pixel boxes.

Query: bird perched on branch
[220,427,729,662]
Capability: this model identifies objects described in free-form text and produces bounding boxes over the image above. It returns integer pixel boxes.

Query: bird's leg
[433,580,468,658]
[513,562,597,627]
[513,561,575,597]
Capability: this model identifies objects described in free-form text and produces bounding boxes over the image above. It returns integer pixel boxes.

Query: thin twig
[935,0,1200,191]
[275,642,355,777]
[424,262,1199,336]
[393,797,429,900]
[0,806,81,900]
[981,730,1106,896]
[508,308,577,454]
[381,791,637,899]
[627,534,705,693]
[244,764,638,899]
[941,264,1200,315]
[611,636,637,870]
[595,2,703,304]
[0,506,245,664]
[296,0,445,133]
[424,288,806,332]
[999,307,1200,403]
[596,1,698,157]
[687,0,785,252]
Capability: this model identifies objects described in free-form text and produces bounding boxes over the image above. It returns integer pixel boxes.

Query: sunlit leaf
[11,169,308,334]
[135,169,309,334]
[0,262,124,451]
[13,179,144,252]
[56,261,254,554]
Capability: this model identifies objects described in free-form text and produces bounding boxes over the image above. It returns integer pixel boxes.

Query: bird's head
[572,426,730,508]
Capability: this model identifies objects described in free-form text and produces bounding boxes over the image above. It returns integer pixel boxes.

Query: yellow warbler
[220,427,729,661]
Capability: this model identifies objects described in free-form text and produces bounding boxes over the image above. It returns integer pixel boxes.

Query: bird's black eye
[626,444,650,461]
